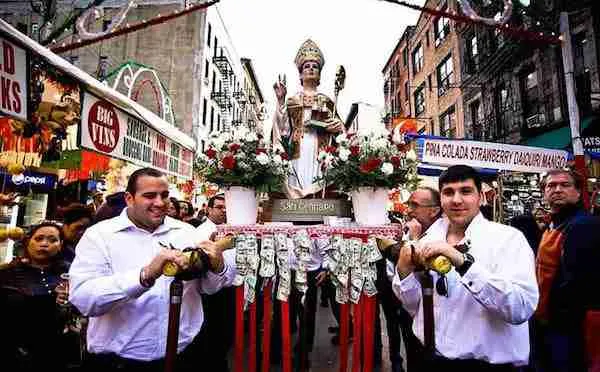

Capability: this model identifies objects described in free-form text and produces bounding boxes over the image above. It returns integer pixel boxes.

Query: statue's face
[301,61,321,85]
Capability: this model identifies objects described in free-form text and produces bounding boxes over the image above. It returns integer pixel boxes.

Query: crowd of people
[1,165,599,372]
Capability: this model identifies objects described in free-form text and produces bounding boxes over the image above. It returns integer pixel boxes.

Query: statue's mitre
[294,39,325,70]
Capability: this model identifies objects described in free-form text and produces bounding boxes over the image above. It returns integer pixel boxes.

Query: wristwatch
[456,252,475,276]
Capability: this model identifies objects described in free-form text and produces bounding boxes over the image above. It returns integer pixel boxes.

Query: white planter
[224,186,258,225]
[351,187,390,225]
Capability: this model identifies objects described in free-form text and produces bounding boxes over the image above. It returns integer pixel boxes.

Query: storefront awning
[523,117,594,150]
[0,19,195,151]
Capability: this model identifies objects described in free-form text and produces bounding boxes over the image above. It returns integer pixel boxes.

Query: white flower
[272,154,283,165]
[335,133,348,145]
[256,152,270,165]
[381,162,394,175]
[406,149,417,161]
[318,151,328,162]
[274,144,285,154]
[234,127,250,141]
[238,161,250,170]
[338,147,351,162]
[246,132,259,142]
[370,137,389,151]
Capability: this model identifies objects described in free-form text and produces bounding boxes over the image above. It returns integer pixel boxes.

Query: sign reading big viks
[0,36,27,121]
[420,138,569,173]
[81,92,192,179]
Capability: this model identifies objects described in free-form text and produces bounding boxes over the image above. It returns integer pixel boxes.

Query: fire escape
[232,86,246,127]
[211,47,234,131]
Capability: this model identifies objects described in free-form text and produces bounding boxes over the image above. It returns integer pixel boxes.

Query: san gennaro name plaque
[267,199,352,223]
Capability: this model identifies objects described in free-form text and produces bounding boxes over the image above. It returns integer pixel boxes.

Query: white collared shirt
[392,213,539,366]
[69,209,235,361]
[195,218,236,269]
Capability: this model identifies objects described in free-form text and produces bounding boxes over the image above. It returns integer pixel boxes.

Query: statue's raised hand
[273,76,287,106]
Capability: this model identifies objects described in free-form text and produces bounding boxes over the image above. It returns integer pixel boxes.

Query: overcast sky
[217,0,424,124]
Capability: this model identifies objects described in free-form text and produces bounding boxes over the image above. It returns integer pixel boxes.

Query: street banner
[0,36,27,121]
[80,92,193,179]
[419,138,569,173]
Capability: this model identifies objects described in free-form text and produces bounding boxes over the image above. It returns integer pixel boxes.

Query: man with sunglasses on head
[392,165,538,372]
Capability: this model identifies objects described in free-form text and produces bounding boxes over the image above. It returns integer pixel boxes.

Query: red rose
[205,148,217,159]
[229,143,241,152]
[256,148,267,154]
[222,155,236,170]
[359,158,383,174]
[280,152,289,160]
[390,156,401,168]
[397,144,410,152]
[349,146,360,157]
[325,145,337,154]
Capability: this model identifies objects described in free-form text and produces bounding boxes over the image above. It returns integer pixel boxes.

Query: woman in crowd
[0,222,73,371]
[168,197,181,219]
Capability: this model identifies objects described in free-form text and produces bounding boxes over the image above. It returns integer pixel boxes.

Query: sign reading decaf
[421,138,569,173]
[81,92,192,179]
[0,36,27,121]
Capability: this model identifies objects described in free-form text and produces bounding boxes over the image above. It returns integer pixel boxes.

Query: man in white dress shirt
[393,165,539,372]
[69,168,235,372]
[191,193,236,372]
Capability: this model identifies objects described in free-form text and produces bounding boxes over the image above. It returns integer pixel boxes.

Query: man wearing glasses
[379,187,442,372]
[534,169,600,372]
[392,165,538,371]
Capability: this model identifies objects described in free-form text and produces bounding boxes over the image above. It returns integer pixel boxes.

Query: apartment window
[521,66,541,127]
[412,44,423,73]
[470,100,482,140]
[214,36,218,57]
[414,84,425,116]
[207,23,212,47]
[434,14,450,47]
[467,35,479,73]
[69,55,80,67]
[31,23,39,41]
[210,107,215,132]
[202,99,207,125]
[495,84,509,136]
[439,106,456,138]
[212,71,216,92]
[426,30,430,47]
[437,54,453,96]
[402,48,408,67]
[217,114,221,131]
[204,60,209,79]
[404,81,409,102]
[16,22,27,35]
[396,93,402,115]
[102,19,112,32]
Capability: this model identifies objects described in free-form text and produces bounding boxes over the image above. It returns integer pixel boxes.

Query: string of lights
[50,0,219,53]
[378,0,561,45]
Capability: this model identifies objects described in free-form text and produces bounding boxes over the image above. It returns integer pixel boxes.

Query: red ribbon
[362,295,377,372]
[352,301,363,372]
[339,303,350,372]
[249,301,257,372]
[234,286,244,372]
[281,300,292,372]
[261,281,273,372]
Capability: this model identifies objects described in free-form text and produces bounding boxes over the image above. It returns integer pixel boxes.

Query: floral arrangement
[316,126,419,192]
[195,127,291,193]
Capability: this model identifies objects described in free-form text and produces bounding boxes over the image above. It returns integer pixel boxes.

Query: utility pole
[560,11,590,209]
